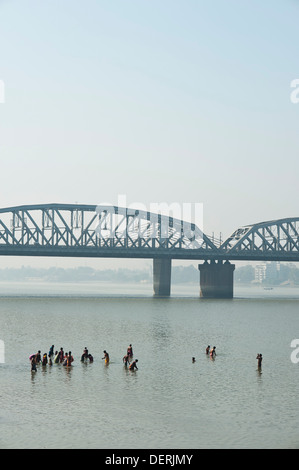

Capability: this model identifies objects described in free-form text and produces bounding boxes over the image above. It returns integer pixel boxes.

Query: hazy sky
[0,0,298,269]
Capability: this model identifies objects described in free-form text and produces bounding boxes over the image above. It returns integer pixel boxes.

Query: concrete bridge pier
[153,258,172,297]
[198,260,235,298]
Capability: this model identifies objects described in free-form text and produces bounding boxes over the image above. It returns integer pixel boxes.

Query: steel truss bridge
[0,204,298,262]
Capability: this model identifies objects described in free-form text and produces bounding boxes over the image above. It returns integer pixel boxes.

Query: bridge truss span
[220,217,299,261]
[0,204,298,263]
[0,203,216,259]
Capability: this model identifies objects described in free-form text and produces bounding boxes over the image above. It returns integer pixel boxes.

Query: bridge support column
[198,260,235,298]
[153,258,171,297]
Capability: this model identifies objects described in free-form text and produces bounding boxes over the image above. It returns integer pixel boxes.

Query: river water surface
[0,281,299,449]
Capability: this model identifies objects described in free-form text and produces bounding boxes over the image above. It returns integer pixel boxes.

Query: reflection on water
[0,282,299,449]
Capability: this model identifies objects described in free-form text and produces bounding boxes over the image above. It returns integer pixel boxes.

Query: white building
[255,263,266,283]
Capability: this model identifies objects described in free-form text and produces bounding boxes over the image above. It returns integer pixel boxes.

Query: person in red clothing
[127,344,133,358]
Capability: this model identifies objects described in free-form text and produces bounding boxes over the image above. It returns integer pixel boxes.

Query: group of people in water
[30,343,138,372]
[30,346,74,371]
[192,345,217,363]
[30,342,262,372]
[122,344,138,370]
[206,345,216,358]
[191,346,263,369]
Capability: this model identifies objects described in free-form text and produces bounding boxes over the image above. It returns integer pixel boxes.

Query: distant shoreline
[0,264,298,287]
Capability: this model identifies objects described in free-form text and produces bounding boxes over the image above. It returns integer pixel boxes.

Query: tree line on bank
[0,263,298,285]
[0,265,199,284]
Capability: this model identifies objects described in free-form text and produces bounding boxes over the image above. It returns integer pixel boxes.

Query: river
[0,281,298,449]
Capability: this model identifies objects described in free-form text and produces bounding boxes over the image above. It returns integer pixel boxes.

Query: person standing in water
[66,351,73,367]
[123,354,130,367]
[210,346,216,358]
[81,347,89,362]
[127,344,133,358]
[59,348,64,363]
[63,352,68,366]
[102,350,109,364]
[256,353,263,368]
[53,351,59,364]
[42,353,48,366]
[31,355,37,372]
[206,345,210,355]
[35,350,41,364]
[49,345,54,358]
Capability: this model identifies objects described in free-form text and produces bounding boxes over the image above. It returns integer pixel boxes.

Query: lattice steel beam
[0,204,215,258]
[221,218,299,259]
